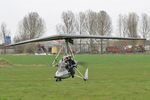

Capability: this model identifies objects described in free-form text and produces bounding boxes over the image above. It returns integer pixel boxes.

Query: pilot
[64,56,77,78]
[68,56,77,67]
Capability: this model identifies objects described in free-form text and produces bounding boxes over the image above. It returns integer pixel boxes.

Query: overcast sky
[0,0,150,37]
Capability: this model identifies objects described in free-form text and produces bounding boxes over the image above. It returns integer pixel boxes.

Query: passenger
[65,56,77,78]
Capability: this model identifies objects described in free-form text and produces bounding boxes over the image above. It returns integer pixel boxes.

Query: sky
[0,0,150,38]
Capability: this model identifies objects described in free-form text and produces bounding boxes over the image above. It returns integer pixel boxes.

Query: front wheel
[56,78,62,82]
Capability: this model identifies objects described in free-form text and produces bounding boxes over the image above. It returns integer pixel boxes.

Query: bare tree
[97,11,112,54]
[14,12,46,42]
[118,14,123,37]
[56,11,76,35]
[127,13,139,38]
[85,10,98,53]
[126,13,139,51]
[85,10,97,35]
[140,13,150,39]
[117,14,129,53]
[56,24,66,34]
[0,23,10,54]
[76,12,87,53]
[118,14,129,37]
[118,13,139,38]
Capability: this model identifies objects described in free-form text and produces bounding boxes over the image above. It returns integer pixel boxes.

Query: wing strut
[74,67,88,81]
[52,45,63,67]
[51,38,75,67]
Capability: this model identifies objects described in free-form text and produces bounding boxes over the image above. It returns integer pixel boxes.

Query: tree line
[57,10,150,39]
[57,10,149,53]
[0,10,149,53]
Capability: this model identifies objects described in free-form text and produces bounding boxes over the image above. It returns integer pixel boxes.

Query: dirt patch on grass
[14,64,46,67]
[0,58,12,67]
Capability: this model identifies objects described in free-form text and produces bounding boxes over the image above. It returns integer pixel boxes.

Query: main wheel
[56,78,62,82]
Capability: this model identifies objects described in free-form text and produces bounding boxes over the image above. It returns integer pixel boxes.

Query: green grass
[0,54,150,100]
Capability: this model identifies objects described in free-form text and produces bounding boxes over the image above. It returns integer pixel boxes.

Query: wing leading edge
[6,34,146,47]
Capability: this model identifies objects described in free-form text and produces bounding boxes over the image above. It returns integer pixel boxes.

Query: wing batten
[6,34,146,47]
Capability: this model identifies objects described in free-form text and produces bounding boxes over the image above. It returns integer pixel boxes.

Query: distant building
[38,40,65,54]
[5,36,11,45]
[0,44,15,54]
[145,40,150,51]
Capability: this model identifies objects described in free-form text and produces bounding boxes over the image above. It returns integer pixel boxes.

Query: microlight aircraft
[6,34,146,81]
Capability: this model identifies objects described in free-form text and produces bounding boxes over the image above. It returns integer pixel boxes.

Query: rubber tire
[56,78,62,82]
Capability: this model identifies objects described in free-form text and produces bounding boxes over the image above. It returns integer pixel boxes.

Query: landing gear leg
[69,67,75,78]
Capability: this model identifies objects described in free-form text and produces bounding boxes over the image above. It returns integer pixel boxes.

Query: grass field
[0,54,150,100]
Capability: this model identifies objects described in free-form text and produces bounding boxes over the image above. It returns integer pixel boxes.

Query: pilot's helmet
[68,55,72,60]
[64,56,68,62]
